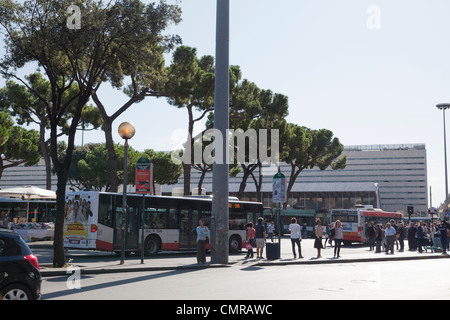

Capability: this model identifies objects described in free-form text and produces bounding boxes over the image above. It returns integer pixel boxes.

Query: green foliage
[0,111,41,178]
[143,149,182,186]
[76,143,142,191]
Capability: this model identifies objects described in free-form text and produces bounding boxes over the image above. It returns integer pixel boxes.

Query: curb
[256,252,450,267]
[39,253,450,277]
[40,262,233,277]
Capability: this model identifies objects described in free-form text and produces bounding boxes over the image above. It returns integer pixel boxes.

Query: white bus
[330,208,403,245]
[63,191,264,255]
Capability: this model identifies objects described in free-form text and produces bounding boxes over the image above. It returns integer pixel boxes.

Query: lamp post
[437,103,450,219]
[118,121,136,265]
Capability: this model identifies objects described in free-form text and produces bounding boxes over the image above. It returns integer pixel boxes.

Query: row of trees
[0,0,346,266]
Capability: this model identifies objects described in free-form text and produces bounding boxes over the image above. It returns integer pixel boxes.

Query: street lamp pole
[437,103,450,218]
[211,0,230,264]
[118,122,136,265]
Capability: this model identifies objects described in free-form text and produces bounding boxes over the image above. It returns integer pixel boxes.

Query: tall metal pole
[211,0,230,264]
[437,103,450,218]
[120,139,129,265]
[443,108,449,216]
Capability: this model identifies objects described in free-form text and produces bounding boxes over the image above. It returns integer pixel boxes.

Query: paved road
[42,259,450,300]
[33,238,450,301]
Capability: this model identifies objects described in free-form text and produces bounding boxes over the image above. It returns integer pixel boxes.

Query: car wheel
[1,284,33,300]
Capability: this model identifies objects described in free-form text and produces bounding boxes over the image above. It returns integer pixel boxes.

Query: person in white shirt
[384,222,396,254]
[289,218,303,259]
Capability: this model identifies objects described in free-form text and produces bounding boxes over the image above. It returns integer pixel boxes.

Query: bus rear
[330,209,364,244]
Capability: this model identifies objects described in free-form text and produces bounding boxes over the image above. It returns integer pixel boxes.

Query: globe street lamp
[437,103,450,219]
[118,122,136,265]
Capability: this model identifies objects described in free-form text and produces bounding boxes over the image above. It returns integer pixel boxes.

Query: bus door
[113,204,139,251]
[179,208,199,249]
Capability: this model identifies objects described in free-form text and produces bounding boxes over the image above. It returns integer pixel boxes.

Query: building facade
[1,144,428,215]
[162,144,428,215]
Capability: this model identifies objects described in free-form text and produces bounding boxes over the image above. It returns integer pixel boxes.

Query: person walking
[289,218,303,259]
[384,222,396,254]
[333,220,343,258]
[366,221,376,251]
[267,221,275,242]
[254,217,266,260]
[375,224,382,253]
[314,220,324,258]
[324,224,332,248]
[245,222,255,259]
[396,222,405,252]
[438,218,450,255]
[196,219,209,264]
[407,222,417,251]
[417,221,424,253]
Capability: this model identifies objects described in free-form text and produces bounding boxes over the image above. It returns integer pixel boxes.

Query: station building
[162,144,428,215]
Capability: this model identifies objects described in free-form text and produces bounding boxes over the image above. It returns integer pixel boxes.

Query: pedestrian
[375,224,382,253]
[245,222,255,259]
[366,221,376,251]
[254,217,266,259]
[196,219,209,264]
[384,222,396,254]
[314,219,324,258]
[396,222,405,252]
[302,222,307,239]
[438,218,450,255]
[333,220,343,258]
[289,218,303,259]
[417,221,424,253]
[407,222,417,251]
[390,219,399,250]
[267,221,275,242]
[324,224,332,248]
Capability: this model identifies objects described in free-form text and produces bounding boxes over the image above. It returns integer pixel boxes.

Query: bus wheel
[229,235,242,252]
[144,235,161,256]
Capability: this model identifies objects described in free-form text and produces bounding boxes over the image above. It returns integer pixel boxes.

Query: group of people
[195,216,450,264]
[289,218,344,259]
[366,218,450,255]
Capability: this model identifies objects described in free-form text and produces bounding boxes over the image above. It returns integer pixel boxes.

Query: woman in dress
[314,219,324,258]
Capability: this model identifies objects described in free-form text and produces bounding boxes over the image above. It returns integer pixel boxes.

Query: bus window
[99,196,114,228]
[168,208,178,229]
[144,207,167,229]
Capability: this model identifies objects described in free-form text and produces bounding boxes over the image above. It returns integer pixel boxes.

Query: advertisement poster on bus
[63,192,98,249]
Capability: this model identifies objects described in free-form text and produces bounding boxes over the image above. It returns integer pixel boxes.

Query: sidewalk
[31,238,450,277]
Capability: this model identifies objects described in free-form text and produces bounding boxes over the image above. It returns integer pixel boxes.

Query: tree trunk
[103,119,119,192]
[39,121,52,190]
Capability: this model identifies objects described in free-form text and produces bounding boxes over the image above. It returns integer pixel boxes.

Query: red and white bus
[330,208,403,245]
[63,191,263,255]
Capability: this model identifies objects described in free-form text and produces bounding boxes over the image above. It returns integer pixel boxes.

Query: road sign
[135,157,152,194]
[272,172,286,203]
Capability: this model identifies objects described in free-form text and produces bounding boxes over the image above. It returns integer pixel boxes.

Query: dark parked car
[0,229,41,300]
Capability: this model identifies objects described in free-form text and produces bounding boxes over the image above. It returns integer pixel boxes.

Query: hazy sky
[2,0,450,207]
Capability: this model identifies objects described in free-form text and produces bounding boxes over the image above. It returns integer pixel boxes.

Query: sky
[1,0,450,208]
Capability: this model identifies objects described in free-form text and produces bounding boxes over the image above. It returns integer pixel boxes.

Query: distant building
[0,159,57,191]
[1,144,428,215]
[162,144,428,215]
